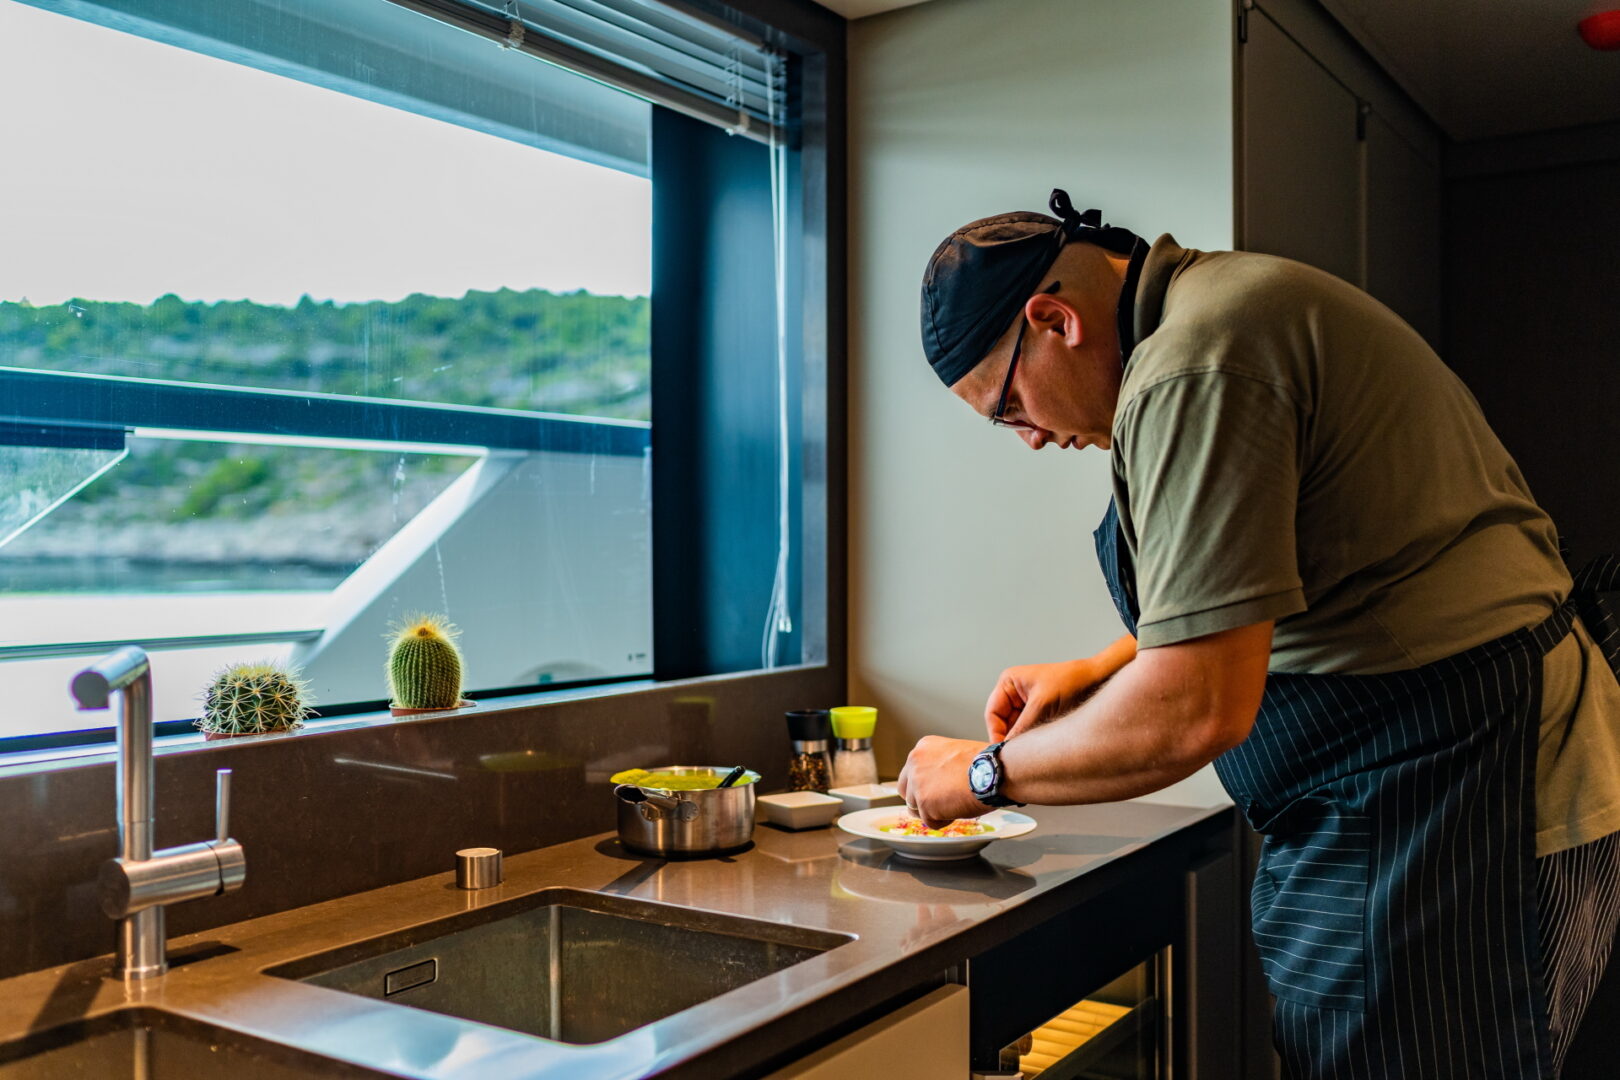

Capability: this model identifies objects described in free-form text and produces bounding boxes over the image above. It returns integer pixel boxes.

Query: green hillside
[0,287,650,419]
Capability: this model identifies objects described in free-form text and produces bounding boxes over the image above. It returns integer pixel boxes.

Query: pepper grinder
[785,709,834,792]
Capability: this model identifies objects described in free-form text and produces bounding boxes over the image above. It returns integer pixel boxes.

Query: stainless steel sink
[268,887,852,1045]
[0,1008,384,1078]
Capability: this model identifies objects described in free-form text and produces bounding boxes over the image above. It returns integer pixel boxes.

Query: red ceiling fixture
[1578,10,1620,50]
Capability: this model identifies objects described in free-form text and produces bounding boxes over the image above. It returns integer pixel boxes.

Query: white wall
[847,0,1236,806]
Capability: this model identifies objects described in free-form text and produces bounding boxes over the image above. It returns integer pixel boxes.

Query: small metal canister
[612,765,759,857]
[455,847,503,889]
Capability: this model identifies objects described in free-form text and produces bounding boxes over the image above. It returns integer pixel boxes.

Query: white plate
[836,807,1036,861]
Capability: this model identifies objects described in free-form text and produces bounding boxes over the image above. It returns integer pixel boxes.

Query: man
[895,190,1620,1078]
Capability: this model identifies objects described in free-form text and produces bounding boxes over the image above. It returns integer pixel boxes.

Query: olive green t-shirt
[1112,236,1620,855]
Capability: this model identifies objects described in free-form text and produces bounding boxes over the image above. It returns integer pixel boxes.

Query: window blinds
[391,0,787,144]
[20,0,785,176]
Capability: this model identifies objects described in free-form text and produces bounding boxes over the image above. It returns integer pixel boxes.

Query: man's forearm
[1000,624,1270,805]
[999,662,1220,804]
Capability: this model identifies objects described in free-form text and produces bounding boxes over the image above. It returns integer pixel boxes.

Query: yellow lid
[830,705,877,739]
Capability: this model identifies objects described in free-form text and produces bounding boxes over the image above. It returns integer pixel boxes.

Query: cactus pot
[390,698,478,717]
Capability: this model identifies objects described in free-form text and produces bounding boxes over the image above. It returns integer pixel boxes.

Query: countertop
[0,800,1230,1079]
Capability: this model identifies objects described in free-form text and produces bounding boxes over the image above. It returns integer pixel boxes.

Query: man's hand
[986,659,1104,741]
[985,635,1138,741]
[896,736,989,829]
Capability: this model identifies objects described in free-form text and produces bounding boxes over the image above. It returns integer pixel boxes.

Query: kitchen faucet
[71,645,246,980]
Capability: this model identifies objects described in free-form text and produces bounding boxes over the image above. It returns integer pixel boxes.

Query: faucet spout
[70,645,150,709]
[74,646,155,859]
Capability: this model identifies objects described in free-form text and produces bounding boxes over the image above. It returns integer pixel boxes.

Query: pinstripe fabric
[1093,500,1620,1079]
[1537,830,1620,1074]
[1572,555,1620,672]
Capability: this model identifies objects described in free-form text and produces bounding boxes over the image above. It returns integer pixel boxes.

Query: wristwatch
[968,741,1024,809]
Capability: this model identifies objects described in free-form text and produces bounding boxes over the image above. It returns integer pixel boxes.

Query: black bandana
[920,189,1140,388]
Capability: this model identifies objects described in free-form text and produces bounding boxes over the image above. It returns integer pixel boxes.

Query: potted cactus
[387,614,475,716]
[196,661,312,739]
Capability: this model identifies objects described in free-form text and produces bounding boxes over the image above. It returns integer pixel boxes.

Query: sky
[0,1,652,307]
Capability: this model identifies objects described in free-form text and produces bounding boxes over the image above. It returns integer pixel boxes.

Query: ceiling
[823,0,1620,144]
[1319,0,1620,141]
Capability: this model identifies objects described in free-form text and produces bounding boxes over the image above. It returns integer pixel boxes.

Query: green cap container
[830,705,877,740]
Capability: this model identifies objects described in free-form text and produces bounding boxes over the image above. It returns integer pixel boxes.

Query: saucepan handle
[614,785,699,822]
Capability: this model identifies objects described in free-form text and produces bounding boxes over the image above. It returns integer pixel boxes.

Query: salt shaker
[830,706,880,787]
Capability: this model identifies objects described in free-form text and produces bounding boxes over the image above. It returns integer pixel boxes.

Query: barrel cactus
[197,661,311,736]
[387,614,465,710]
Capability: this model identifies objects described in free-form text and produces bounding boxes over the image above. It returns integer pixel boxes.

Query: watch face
[969,755,996,795]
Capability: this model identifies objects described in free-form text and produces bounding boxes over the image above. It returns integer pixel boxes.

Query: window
[0,0,817,753]
[2,0,657,744]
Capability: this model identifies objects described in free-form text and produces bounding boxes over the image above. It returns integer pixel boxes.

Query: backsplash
[0,666,835,978]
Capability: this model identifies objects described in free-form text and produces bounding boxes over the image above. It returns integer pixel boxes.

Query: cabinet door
[1241,7,1363,287]
[1364,110,1442,347]
[765,984,969,1080]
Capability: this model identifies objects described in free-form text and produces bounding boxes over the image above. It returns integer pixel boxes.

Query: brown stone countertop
[0,800,1230,1079]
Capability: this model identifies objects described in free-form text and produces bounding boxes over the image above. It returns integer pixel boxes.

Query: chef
[894,189,1620,1078]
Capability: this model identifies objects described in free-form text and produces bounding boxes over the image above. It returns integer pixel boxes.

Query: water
[0,555,353,594]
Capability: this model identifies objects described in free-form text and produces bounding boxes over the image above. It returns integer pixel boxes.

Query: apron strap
[1572,553,1620,674]
[1573,553,1620,597]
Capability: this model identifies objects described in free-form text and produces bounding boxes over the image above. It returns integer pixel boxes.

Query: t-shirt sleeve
[1114,370,1306,648]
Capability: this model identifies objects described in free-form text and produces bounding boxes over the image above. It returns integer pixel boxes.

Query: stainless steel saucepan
[612,765,760,857]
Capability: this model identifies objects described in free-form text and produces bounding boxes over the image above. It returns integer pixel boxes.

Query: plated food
[881,817,994,838]
[838,806,1036,861]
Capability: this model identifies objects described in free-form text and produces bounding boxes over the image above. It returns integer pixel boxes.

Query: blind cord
[760,48,792,669]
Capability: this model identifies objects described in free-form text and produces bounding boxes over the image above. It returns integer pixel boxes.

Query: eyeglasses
[989,280,1060,433]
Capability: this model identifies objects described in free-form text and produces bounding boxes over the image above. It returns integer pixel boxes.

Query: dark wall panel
[1445,158,1620,568]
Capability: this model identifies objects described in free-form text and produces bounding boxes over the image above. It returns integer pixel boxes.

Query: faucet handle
[211,768,247,895]
[215,768,231,843]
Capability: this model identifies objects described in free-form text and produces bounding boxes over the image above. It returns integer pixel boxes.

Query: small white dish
[758,791,843,831]
[828,782,905,813]
[837,807,1037,861]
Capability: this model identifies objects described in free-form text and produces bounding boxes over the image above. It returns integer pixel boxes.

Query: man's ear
[1027,292,1084,349]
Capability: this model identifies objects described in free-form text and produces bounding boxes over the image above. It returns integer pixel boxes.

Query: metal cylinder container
[455,847,504,889]
[612,765,760,857]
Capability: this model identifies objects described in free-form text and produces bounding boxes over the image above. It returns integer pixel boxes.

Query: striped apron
[1095,501,1620,1078]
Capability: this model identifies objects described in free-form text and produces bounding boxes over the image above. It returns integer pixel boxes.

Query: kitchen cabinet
[1239,0,1443,347]
[1241,6,1363,289]
[1364,110,1443,346]
[764,984,969,1080]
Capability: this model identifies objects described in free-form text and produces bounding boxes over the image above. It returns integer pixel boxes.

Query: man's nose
[1021,429,1048,450]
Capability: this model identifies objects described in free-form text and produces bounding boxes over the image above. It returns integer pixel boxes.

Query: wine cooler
[967,843,1242,1080]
